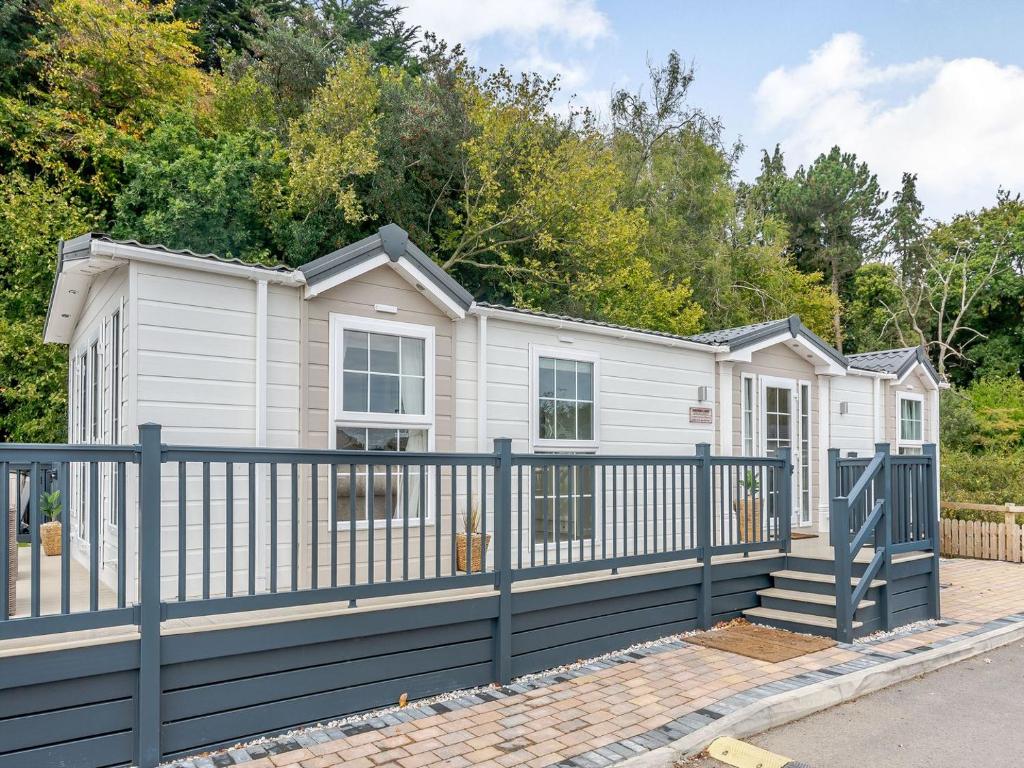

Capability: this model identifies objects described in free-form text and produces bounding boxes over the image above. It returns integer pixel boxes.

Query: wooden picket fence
[940,502,1024,563]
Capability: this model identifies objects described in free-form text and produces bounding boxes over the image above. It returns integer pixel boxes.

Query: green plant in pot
[734,470,762,543]
[40,490,63,557]
[456,503,491,573]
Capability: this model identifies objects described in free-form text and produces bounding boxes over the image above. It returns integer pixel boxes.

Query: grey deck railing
[828,443,939,642]
[1,427,792,642]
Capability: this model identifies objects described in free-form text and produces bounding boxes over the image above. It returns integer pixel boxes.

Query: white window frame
[529,345,600,452]
[741,373,756,457]
[328,313,436,529]
[897,391,925,454]
[798,379,812,527]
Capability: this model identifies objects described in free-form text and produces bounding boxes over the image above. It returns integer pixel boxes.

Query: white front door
[759,377,811,528]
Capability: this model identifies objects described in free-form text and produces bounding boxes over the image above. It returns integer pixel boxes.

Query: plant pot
[456,532,491,573]
[41,521,62,557]
[733,499,762,543]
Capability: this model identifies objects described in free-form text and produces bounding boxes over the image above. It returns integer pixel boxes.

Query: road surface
[681,637,1024,768]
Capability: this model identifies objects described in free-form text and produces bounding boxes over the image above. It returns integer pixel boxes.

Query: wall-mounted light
[839,401,849,415]
[374,304,398,315]
[557,336,574,344]
[697,385,709,403]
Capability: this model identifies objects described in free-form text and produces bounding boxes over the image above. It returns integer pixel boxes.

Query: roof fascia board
[718,329,846,375]
[896,360,939,390]
[300,234,382,281]
[43,269,91,344]
[304,252,390,299]
[470,304,721,353]
[845,366,897,380]
[390,257,466,319]
[91,240,305,286]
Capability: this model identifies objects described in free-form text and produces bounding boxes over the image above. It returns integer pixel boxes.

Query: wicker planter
[456,532,491,573]
[733,499,762,543]
[41,521,62,557]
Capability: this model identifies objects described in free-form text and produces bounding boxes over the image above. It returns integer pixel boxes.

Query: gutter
[470,304,723,354]
[91,240,306,287]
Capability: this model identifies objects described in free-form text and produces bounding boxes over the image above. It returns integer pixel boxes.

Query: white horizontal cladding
[830,372,875,455]
[483,317,716,454]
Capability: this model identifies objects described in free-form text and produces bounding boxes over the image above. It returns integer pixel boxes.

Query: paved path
[683,636,1024,768]
[167,559,1024,768]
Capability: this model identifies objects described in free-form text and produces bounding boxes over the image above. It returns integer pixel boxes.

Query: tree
[871,196,1024,379]
[0,174,99,441]
[779,146,887,351]
[112,111,286,262]
[173,0,296,70]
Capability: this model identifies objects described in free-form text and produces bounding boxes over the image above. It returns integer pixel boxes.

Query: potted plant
[456,503,490,572]
[40,490,62,557]
[734,470,762,543]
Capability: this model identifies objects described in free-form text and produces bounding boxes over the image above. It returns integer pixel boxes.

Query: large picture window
[531,347,599,449]
[330,315,435,526]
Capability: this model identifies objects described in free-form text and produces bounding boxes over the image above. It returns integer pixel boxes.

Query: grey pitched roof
[475,303,720,346]
[684,315,847,367]
[848,346,941,383]
[299,224,474,310]
[60,232,294,273]
[682,318,789,345]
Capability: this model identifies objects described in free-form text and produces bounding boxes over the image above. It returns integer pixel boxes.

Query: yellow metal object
[707,736,793,768]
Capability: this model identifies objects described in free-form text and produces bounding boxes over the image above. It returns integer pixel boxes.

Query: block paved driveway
[172,559,1024,768]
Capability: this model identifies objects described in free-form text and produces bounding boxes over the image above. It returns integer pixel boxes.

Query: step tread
[743,606,863,630]
[757,587,876,609]
[771,569,886,587]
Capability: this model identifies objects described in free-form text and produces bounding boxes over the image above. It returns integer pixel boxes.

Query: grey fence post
[831,492,852,643]
[875,443,893,631]
[777,447,792,554]
[137,424,162,767]
[924,443,940,620]
[493,438,513,684]
[696,443,713,629]
[827,447,839,527]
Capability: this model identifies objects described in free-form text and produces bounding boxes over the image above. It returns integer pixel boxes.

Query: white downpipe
[255,280,269,589]
[717,362,733,455]
[817,374,831,534]
[477,314,488,453]
[873,377,883,443]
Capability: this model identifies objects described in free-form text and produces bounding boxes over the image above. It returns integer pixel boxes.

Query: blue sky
[400,0,1024,220]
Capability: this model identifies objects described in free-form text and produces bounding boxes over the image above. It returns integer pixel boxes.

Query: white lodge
[44,225,943,599]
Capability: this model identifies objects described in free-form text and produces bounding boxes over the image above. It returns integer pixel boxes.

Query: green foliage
[173,0,296,71]
[41,489,62,521]
[0,174,98,442]
[112,110,285,262]
[941,449,1024,506]
[847,263,906,353]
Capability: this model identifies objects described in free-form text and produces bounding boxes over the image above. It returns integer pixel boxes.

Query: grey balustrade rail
[828,443,939,643]
[2,427,791,638]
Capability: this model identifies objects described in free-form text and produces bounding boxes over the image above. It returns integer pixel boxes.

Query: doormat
[791,532,819,540]
[686,620,835,662]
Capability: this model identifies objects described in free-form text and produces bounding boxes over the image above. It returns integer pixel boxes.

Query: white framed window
[329,314,435,526]
[897,392,924,455]
[741,373,756,456]
[529,346,599,451]
[531,464,594,545]
[798,380,812,526]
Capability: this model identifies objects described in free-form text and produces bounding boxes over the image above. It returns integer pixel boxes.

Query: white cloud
[754,32,1024,218]
[400,0,610,47]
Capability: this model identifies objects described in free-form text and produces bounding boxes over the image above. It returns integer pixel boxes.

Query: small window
[535,354,596,445]
[741,376,755,455]
[898,393,924,455]
[110,311,120,443]
[89,341,100,442]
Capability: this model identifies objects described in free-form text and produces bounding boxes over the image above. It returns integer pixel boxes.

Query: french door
[759,377,812,527]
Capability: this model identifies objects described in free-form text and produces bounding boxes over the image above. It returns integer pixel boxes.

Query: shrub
[941,448,1024,506]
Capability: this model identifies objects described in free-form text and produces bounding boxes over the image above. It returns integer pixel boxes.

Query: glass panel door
[761,378,802,529]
